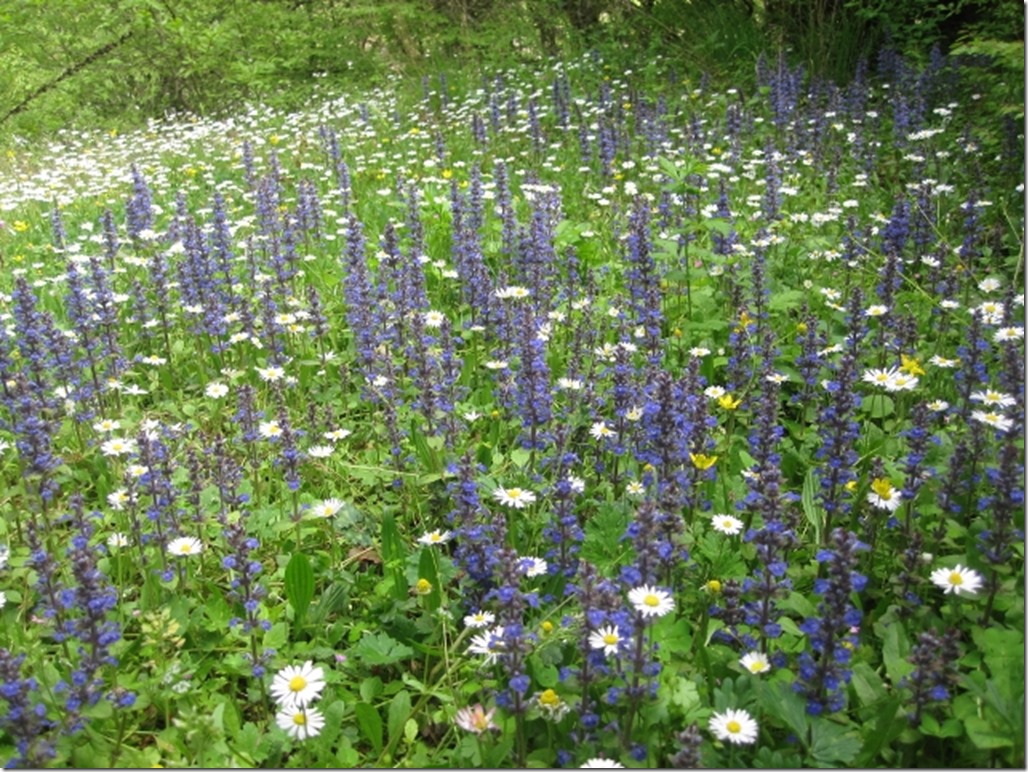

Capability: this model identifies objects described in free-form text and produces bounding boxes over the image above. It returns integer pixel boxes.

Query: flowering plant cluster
[0,35,1021,771]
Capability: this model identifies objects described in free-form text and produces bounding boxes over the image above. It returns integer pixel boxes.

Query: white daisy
[580,759,624,768]
[205,382,229,398]
[970,390,1016,408]
[590,421,615,440]
[418,529,453,546]
[930,564,984,596]
[628,585,674,618]
[167,536,203,557]
[468,626,506,665]
[270,661,326,708]
[259,421,283,439]
[463,610,496,629]
[711,514,744,535]
[993,326,1024,343]
[309,499,345,518]
[709,708,759,745]
[492,487,537,509]
[739,651,771,674]
[520,556,547,577]
[107,532,130,549]
[588,625,623,657]
[275,705,326,740]
[971,410,1014,433]
[424,310,446,328]
[101,437,138,457]
[256,365,285,382]
[307,444,334,458]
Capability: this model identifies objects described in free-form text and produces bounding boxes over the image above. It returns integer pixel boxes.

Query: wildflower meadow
[0,43,1023,768]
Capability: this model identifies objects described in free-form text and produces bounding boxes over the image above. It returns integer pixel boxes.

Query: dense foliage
[0,0,1022,140]
[0,28,1023,771]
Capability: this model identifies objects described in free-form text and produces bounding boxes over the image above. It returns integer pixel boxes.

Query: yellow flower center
[292,712,307,726]
[727,720,741,733]
[718,394,741,411]
[871,478,894,498]
[643,594,660,607]
[748,661,764,673]
[289,676,307,692]
[539,689,560,707]
[603,633,618,645]
[690,453,718,470]
[949,572,964,586]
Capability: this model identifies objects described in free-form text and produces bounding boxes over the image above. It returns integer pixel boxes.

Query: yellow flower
[899,354,926,376]
[12,221,29,233]
[844,480,858,493]
[690,453,718,470]
[540,620,554,635]
[441,169,453,180]
[415,578,433,596]
[870,478,894,499]
[735,310,753,332]
[718,394,742,411]
[706,579,722,594]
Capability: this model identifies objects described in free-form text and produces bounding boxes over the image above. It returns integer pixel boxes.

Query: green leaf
[380,512,408,599]
[801,468,824,544]
[855,697,904,766]
[386,690,411,748]
[284,552,315,627]
[755,680,808,743]
[860,394,894,419]
[810,719,861,765]
[354,631,414,667]
[965,715,1014,749]
[263,622,287,651]
[417,548,442,612]
[849,662,887,708]
[354,702,383,754]
[879,620,913,686]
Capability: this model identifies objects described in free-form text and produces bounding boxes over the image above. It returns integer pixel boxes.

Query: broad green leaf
[965,715,1014,749]
[380,512,408,599]
[417,547,442,611]
[801,468,824,544]
[755,680,808,743]
[354,702,383,754]
[284,552,315,627]
[810,719,861,765]
[386,690,412,748]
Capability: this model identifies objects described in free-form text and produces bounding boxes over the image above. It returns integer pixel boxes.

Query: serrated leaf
[811,719,861,765]
[755,680,808,742]
[284,552,315,627]
[354,631,414,667]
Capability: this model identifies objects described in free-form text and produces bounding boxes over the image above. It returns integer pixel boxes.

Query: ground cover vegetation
[0,2,1024,768]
